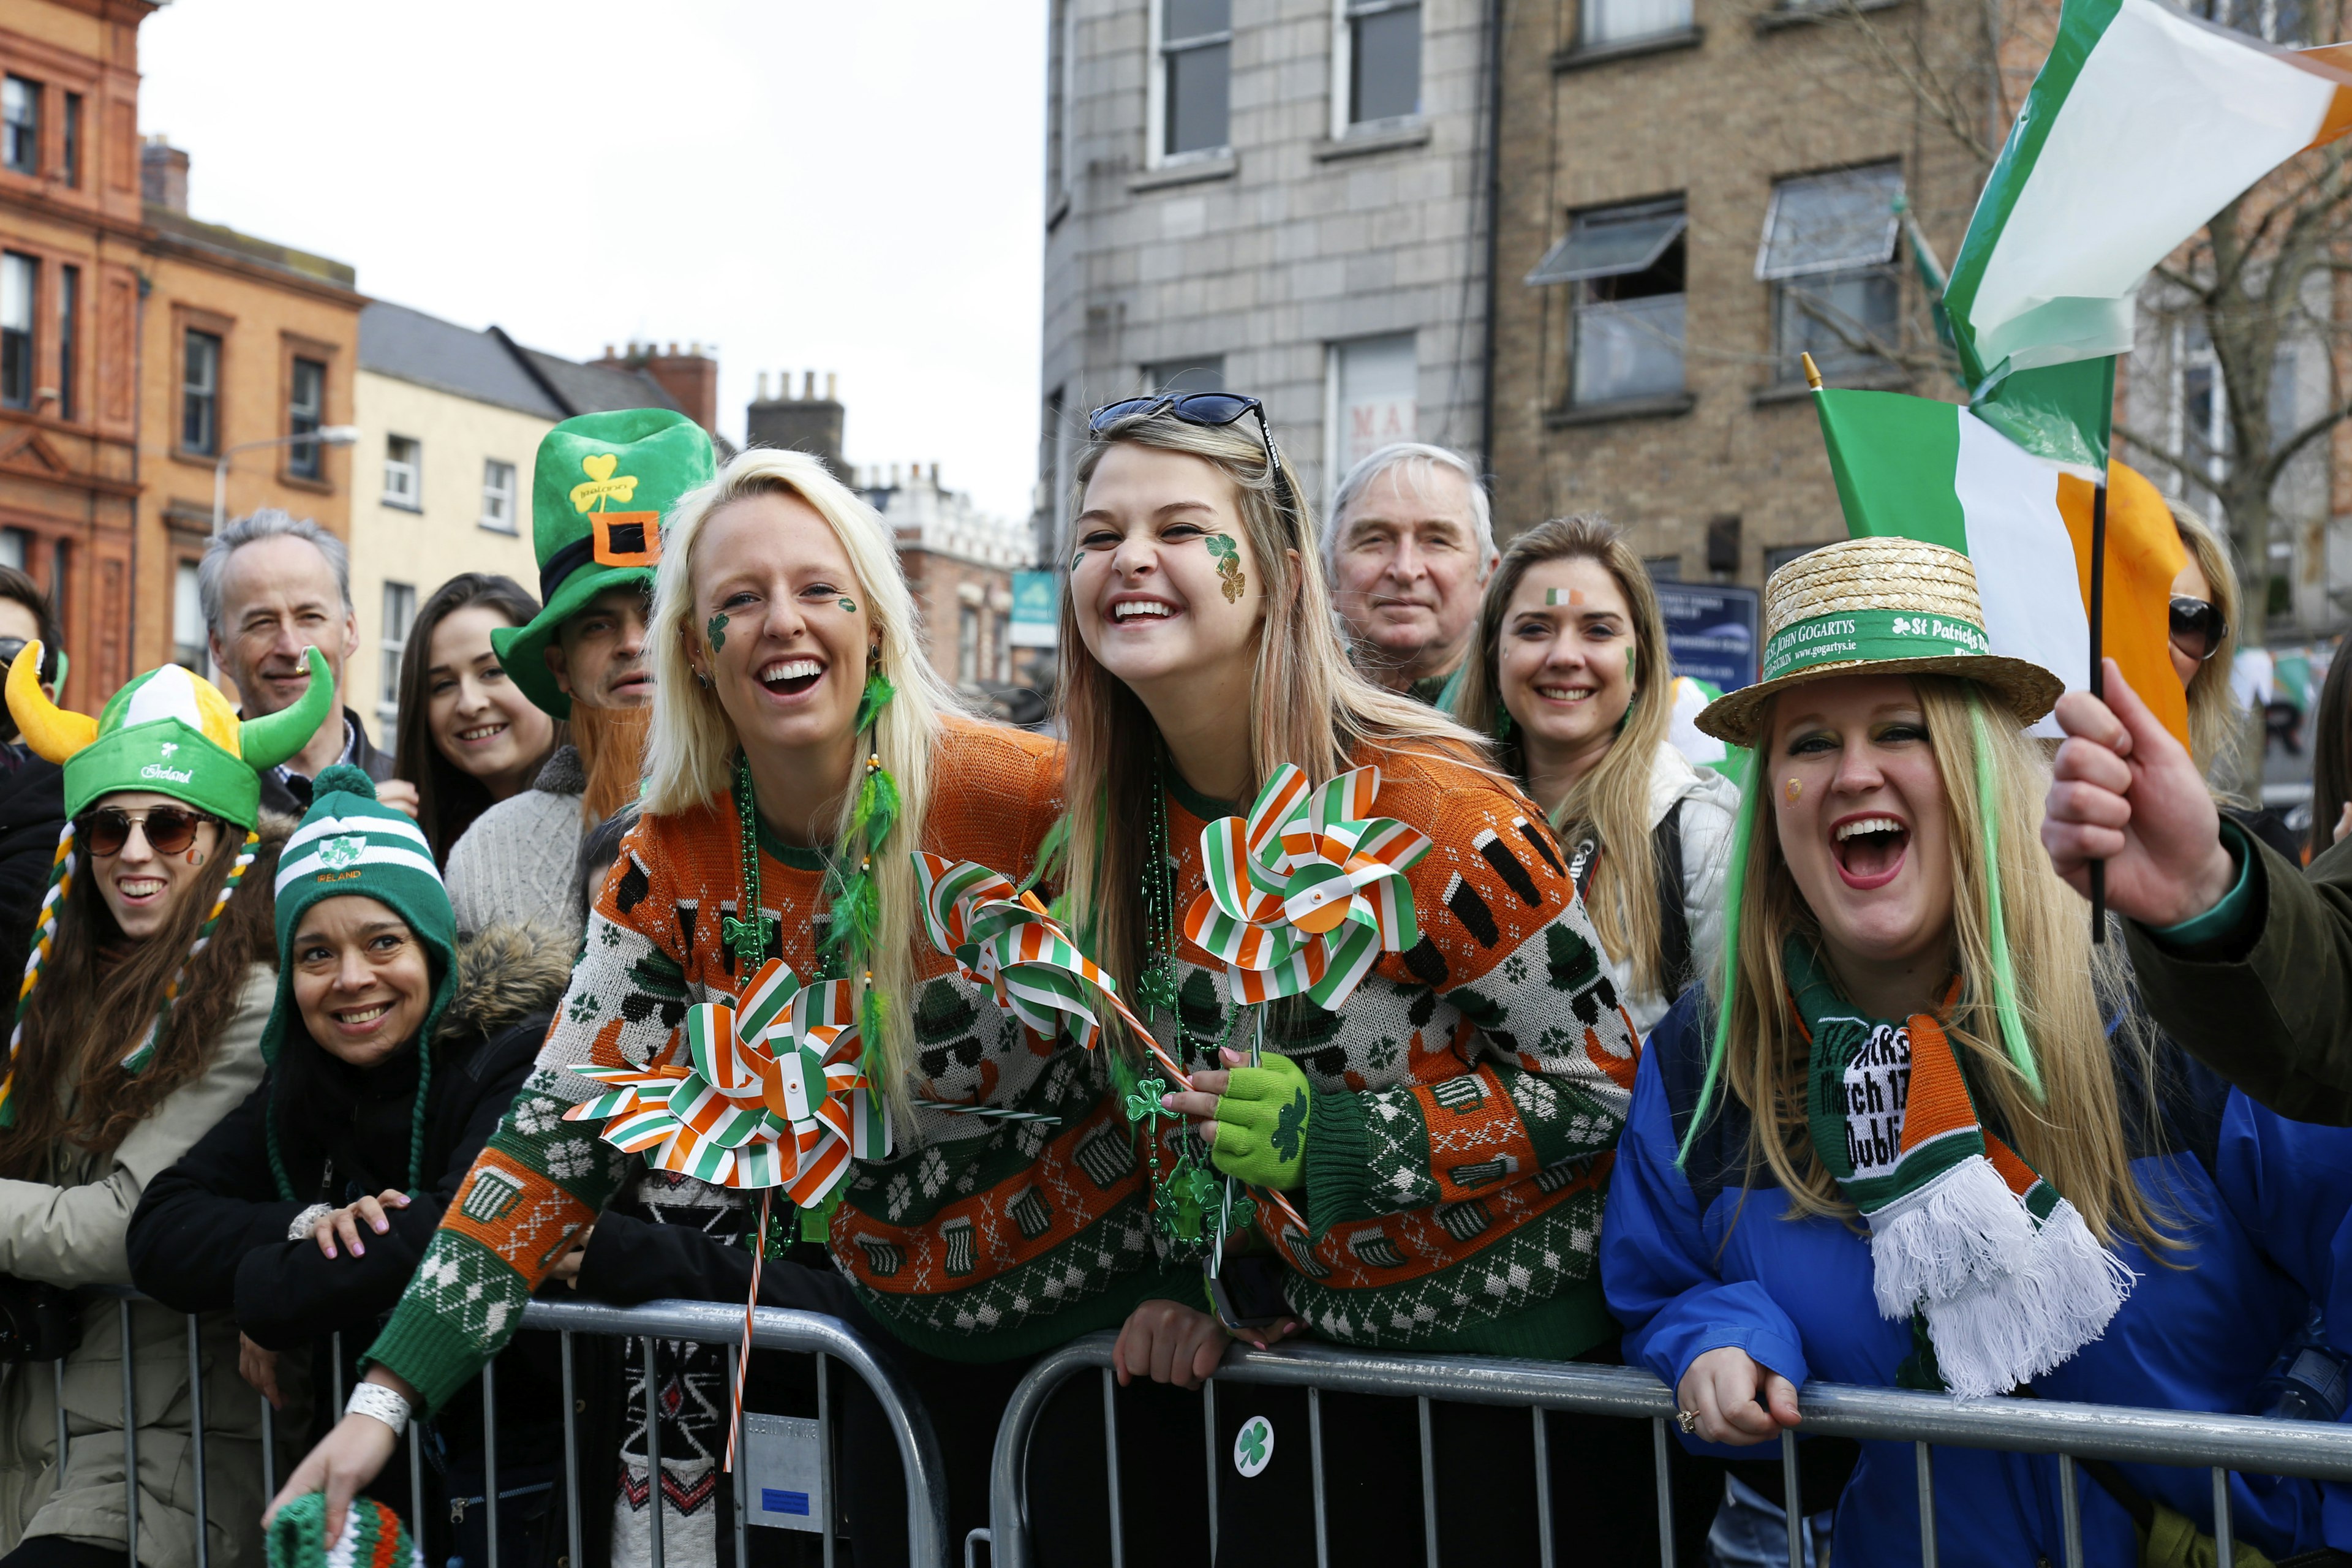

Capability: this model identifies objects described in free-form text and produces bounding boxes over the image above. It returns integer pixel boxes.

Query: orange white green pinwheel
[1182,764,1431,1009]
[912,853,1150,1052]
[563,957,888,1204]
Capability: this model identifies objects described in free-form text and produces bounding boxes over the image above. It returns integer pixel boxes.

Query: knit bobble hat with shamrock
[260,764,459,1199]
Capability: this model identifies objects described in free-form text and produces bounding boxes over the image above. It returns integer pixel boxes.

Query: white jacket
[1608,741,1740,1036]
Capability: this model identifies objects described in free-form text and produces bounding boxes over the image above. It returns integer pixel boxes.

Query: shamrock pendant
[722,912,764,967]
[1153,1155,1218,1247]
[1138,957,1180,1019]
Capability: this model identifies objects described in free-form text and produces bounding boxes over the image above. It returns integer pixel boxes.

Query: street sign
[1657,582,1759,691]
[1009,570,1058,648]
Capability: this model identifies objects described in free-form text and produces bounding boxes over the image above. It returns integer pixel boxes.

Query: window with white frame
[2171,317,2228,486]
[1327,333,1417,480]
[383,435,421,507]
[1758,164,1904,383]
[173,559,206,674]
[481,458,518,532]
[1530,197,1687,407]
[380,580,415,723]
[957,604,981,684]
[1156,0,1232,160]
[1,78,36,176]
[1141,355,1226,394]
[286,357,325,480]
[0,254,33,412]
[1342,1,1421,126]
[1581,0,1692,48]
[181,330,220,454]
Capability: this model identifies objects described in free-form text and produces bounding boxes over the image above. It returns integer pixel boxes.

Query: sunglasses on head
[2169,596,2229,663]
[1087,393,1302,524]
[80,805,217,858]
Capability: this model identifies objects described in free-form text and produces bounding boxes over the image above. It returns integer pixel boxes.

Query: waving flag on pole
[1942,0,2352,404]
[1806,366,2190,747]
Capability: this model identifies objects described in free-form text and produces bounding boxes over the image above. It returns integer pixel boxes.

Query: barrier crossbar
[47,1291,946,1568]
[984,1330,2352,1568]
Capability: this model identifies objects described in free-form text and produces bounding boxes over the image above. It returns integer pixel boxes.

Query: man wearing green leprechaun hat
[443,409,714,937]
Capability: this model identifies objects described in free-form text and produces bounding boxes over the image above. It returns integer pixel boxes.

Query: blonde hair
[646,447,962,1119]
[2171,508,2245,793]
[1713,675,2165,1250]
[1059,409,1493,1000]
[1455,516,1675,997]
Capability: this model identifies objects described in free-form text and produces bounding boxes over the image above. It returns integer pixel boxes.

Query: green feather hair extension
[852,671,898,736]
[1676,743,1761,1167]
[1969,693,2044,1101]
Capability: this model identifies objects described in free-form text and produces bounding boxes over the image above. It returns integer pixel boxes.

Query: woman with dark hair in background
[0,567,66,1011]
[390,574,561,867]
[2309,649,2352,856]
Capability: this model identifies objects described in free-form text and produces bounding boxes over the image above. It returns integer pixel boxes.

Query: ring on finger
[1675,1408,1699,1434]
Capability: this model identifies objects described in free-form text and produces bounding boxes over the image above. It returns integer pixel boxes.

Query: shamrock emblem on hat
[911,853,1151,1052]
[158,742,177,759]
[1183,764,1431,1010]
[564,957,888,1202]
[318,835,367,870]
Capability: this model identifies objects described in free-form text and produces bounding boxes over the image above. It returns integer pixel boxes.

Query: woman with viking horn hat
[269,447,1202,1568]
[1600,538,2348,1566]
[1065,398,1703,1561]
[0,642,330,1568]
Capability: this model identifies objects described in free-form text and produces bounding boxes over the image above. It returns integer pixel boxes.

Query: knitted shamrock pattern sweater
[1160,744,1640,1357]
[366,717,1177,1412]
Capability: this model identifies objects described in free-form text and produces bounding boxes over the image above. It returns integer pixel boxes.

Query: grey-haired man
[1325,443,1501,712]
[201,508,415,818]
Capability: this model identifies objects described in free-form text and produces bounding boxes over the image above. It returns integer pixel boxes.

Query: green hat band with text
[1760,608,1992,685]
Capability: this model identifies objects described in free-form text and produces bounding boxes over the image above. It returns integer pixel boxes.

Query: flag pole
[2088,473,2108,943]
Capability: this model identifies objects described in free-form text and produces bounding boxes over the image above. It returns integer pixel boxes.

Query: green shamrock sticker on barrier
[1234,1415,1275,1477]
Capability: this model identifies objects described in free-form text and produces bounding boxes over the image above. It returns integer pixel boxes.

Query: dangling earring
[696,669,712,689]
[867,642,882,673]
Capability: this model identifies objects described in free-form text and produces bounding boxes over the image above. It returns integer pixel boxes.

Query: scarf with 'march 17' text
[1783,938,2133,1399]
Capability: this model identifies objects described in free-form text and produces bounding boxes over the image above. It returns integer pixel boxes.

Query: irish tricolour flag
[1812,386,2190,745]
[1943,0,2352,397]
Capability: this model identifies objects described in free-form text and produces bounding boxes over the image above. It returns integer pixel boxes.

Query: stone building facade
[1487,0,1989,581]
[1038,0,1496,559]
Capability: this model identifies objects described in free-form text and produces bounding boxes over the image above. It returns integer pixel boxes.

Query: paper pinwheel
[913,853,1152,1054]
[564,957,888,1206]
[1183,764,1432,1010]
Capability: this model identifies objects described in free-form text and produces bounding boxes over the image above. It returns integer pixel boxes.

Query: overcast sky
[140,1,1049,522]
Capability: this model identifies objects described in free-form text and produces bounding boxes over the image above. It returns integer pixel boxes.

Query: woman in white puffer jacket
[1455,516,1740,1035]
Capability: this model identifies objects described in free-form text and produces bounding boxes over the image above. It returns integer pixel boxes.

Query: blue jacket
[1601,990,2333,1567]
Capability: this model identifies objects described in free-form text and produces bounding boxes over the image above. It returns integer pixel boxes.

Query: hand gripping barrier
[983,1330,2352,1568]
[56,1290,947,1568]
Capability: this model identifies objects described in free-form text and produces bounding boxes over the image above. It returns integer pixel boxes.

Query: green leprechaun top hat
[492,408,717,720]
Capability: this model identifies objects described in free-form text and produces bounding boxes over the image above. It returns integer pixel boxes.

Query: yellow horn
[6,643,94,764]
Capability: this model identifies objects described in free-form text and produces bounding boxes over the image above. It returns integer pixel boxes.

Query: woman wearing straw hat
[1453,515,1740,1035]
[0,642,334,1568]
[1063,396,1700,1561]
[1600,537,2343,1566]
[269,445,1200,1568]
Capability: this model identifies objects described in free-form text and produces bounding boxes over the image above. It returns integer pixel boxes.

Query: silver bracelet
[345,1381,412,1438]
[287,1204,334,1242]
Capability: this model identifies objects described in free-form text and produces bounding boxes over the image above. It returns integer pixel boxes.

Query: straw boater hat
[1696,537,2064,747]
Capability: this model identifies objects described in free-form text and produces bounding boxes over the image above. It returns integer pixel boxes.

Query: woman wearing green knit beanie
[0,645,328,1568]
[127,766,576,1568]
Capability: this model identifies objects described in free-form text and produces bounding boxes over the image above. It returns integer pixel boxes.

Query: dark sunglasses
[2169,596,2229,663]
[80,805,217,858]
[1087,393,1302,524]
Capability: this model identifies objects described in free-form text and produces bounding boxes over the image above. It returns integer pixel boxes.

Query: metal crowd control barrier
[984,1330,2352,1568]
[53,1291,945,1568]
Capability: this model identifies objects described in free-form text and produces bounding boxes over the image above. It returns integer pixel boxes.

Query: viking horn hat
[7,643,336,827]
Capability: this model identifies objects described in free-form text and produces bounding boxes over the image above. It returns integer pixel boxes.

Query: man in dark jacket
[0,565,65,1018]
[200,509,408,818]
[2043,658,2352,1122]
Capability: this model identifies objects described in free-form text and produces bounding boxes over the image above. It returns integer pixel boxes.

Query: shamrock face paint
[1206,533,1246,604]
[839,598,858,614]
[705,612,729,653]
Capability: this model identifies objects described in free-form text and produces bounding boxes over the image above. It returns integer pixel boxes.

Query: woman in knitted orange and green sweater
[1067,398,1702,1561]
[270,445,1199,1567]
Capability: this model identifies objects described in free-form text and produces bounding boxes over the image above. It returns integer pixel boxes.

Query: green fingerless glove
[1210,1052,1312,1191]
